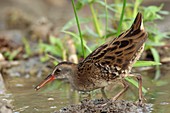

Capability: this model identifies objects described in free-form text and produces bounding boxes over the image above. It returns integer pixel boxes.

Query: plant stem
[104,0,108,39]
[89,3,102,38]
[71,0,85,58]
[133,0,140,18]
[150,47,161,80]
[116,0,126,36]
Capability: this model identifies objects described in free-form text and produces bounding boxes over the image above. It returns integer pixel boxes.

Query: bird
[35,12,148,105]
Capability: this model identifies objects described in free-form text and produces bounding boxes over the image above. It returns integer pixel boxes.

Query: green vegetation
[40,0,169,69]
[4,48,22,61]
[73,0,168,91]
[71,0,85,58]
[37,0,169,92]
[38,35,65,64]
[22,37,32,57]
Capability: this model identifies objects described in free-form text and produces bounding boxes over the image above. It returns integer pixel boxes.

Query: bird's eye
[56,68,61,72]
[52,67,61,75]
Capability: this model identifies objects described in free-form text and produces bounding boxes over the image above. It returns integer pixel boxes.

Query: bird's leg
[112,79,129,101]
[128,73,144,105]
[101,87,108,99]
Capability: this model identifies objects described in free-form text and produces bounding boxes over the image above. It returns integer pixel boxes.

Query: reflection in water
[1,68,170,113]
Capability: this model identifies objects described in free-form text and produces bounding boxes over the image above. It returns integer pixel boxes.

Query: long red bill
[35,74,55,90]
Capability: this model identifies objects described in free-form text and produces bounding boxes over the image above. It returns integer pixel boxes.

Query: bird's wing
[78,13,147,75]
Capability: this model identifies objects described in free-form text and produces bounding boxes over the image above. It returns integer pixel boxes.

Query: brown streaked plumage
[35,13,147,105]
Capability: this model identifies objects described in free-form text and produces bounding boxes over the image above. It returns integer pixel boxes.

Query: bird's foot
[99,98,115,107]
[136,96,146,106]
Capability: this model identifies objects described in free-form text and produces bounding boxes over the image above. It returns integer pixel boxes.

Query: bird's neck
[62,62,78,79]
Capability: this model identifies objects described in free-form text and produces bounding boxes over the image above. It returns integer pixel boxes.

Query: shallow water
[0,0,170,112]
[1,66,170,113]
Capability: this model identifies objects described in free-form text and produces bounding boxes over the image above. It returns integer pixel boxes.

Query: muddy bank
[55,99,152,113]
[0,99,13,113]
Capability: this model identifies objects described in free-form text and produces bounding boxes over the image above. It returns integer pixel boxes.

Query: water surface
[1,67,170,113]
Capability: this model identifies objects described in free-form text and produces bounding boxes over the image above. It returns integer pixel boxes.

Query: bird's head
[35,62,77,90]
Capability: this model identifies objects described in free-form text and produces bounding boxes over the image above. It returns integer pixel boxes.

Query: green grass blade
[104,0,108,39]
[89,3,102,38]
[133,61,161,67]
[71,0,85,58]
[150,48,160,63]
[62,30,92,53]
[116,0,126,36]
[150,47,161,80]
[61,17,91,31]
[96,1,117,12]
[22,37,31,56]
[133,0,142,18]
[125,77,147,94]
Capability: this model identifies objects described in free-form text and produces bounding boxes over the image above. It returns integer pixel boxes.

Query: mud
[0,99,13,113]
[56,99,152,113]
[1,56,52,77]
